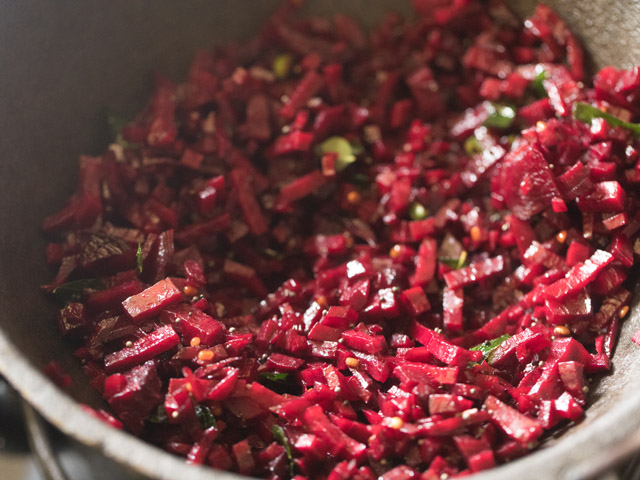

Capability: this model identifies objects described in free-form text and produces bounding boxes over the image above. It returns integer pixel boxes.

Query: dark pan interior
[1,1,640,479]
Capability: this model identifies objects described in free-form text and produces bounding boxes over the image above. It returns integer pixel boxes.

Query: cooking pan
[1,1,640,479]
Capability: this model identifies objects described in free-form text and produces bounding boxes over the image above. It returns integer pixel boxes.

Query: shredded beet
[42,0,640,477]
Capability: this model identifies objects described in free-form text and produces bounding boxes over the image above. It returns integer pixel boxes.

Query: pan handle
[21,400,72,480]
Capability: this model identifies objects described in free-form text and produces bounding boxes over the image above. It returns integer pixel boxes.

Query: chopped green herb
[483,103,516,129]
[348,173,370,188]
[409,202,428,221]
[106,109,139,149]
[439,250,468,270]
[319,136,357,171]
[272,424,295,474]
[573,102,640,136]
[260,371,291,382]
[349,141,365,156]
[136,241,144,275]
[147,404,169,424]
[463,135,483,156]
[263,248,285,260]
[470,334,512,363]
[273,53,293,79]
[195,404,217,429]
[530,68,548,98]
[456,250,468,270]
[52,279,104,304]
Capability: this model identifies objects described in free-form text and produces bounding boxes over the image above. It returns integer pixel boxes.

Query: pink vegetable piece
[122,278,182,322]
[443,287,464,331]
[443,256,505,290]
[544,250,614,300]
[484,395,544,445]
[104,325,180,373]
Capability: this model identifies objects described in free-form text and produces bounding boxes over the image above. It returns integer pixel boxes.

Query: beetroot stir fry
[42,0,640,478]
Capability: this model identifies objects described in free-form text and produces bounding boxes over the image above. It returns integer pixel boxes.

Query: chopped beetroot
[104,324,180,373]
[266,352,305,372]
[161,304,225,345]
[544,250,614,300]
[278,170,327,205]
[86,280,144,312]
[557,161,594,201]
[229,168,268,235]
[400,286,431,316]
[321,306,357,329]
[566,242,593,266]
[57,302,91,338]
[122,278,182,322]
[303,405,366,461]
[40,1,640,478]
[497,144,561,220]
[104,361,163,435]
[442,287,464,331]
[279,70,324,119]
[576,181,626,213]
[428,394,474,415]
[484,395,543,445]
[410,238,437,287]
[443,256,505,290]
[341,330,386,354]
[545,290,592,324]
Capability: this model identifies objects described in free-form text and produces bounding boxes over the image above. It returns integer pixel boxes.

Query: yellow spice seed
[198,349,214,362]
[389,416,404,430]
[346,190,362,205]
[389,244,403,259]
[536,121,547,131]
[345,357,360,369]
[190,336,201,347]
[556,230,567,243]
[183,285,198,297]
[470,226,482,242]
[619,305,630,319]
[553,325,571,336]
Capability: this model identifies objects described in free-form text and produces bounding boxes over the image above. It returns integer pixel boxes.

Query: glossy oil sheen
[0,2,639,479]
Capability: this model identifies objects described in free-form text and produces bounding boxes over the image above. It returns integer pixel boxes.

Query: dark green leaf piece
[260,372,291,382]
[52,279,104,304]
[147,404,169,424]
[136,241,144,275]
[439,251,468,270]
[573,102,640,136]
[470,334,512,362]
[531,69,548,98]
[484,103,516,129]
[195,404,217,430]
[348,173,370,188]
[106,108,139,148]
[273,424,295,474]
